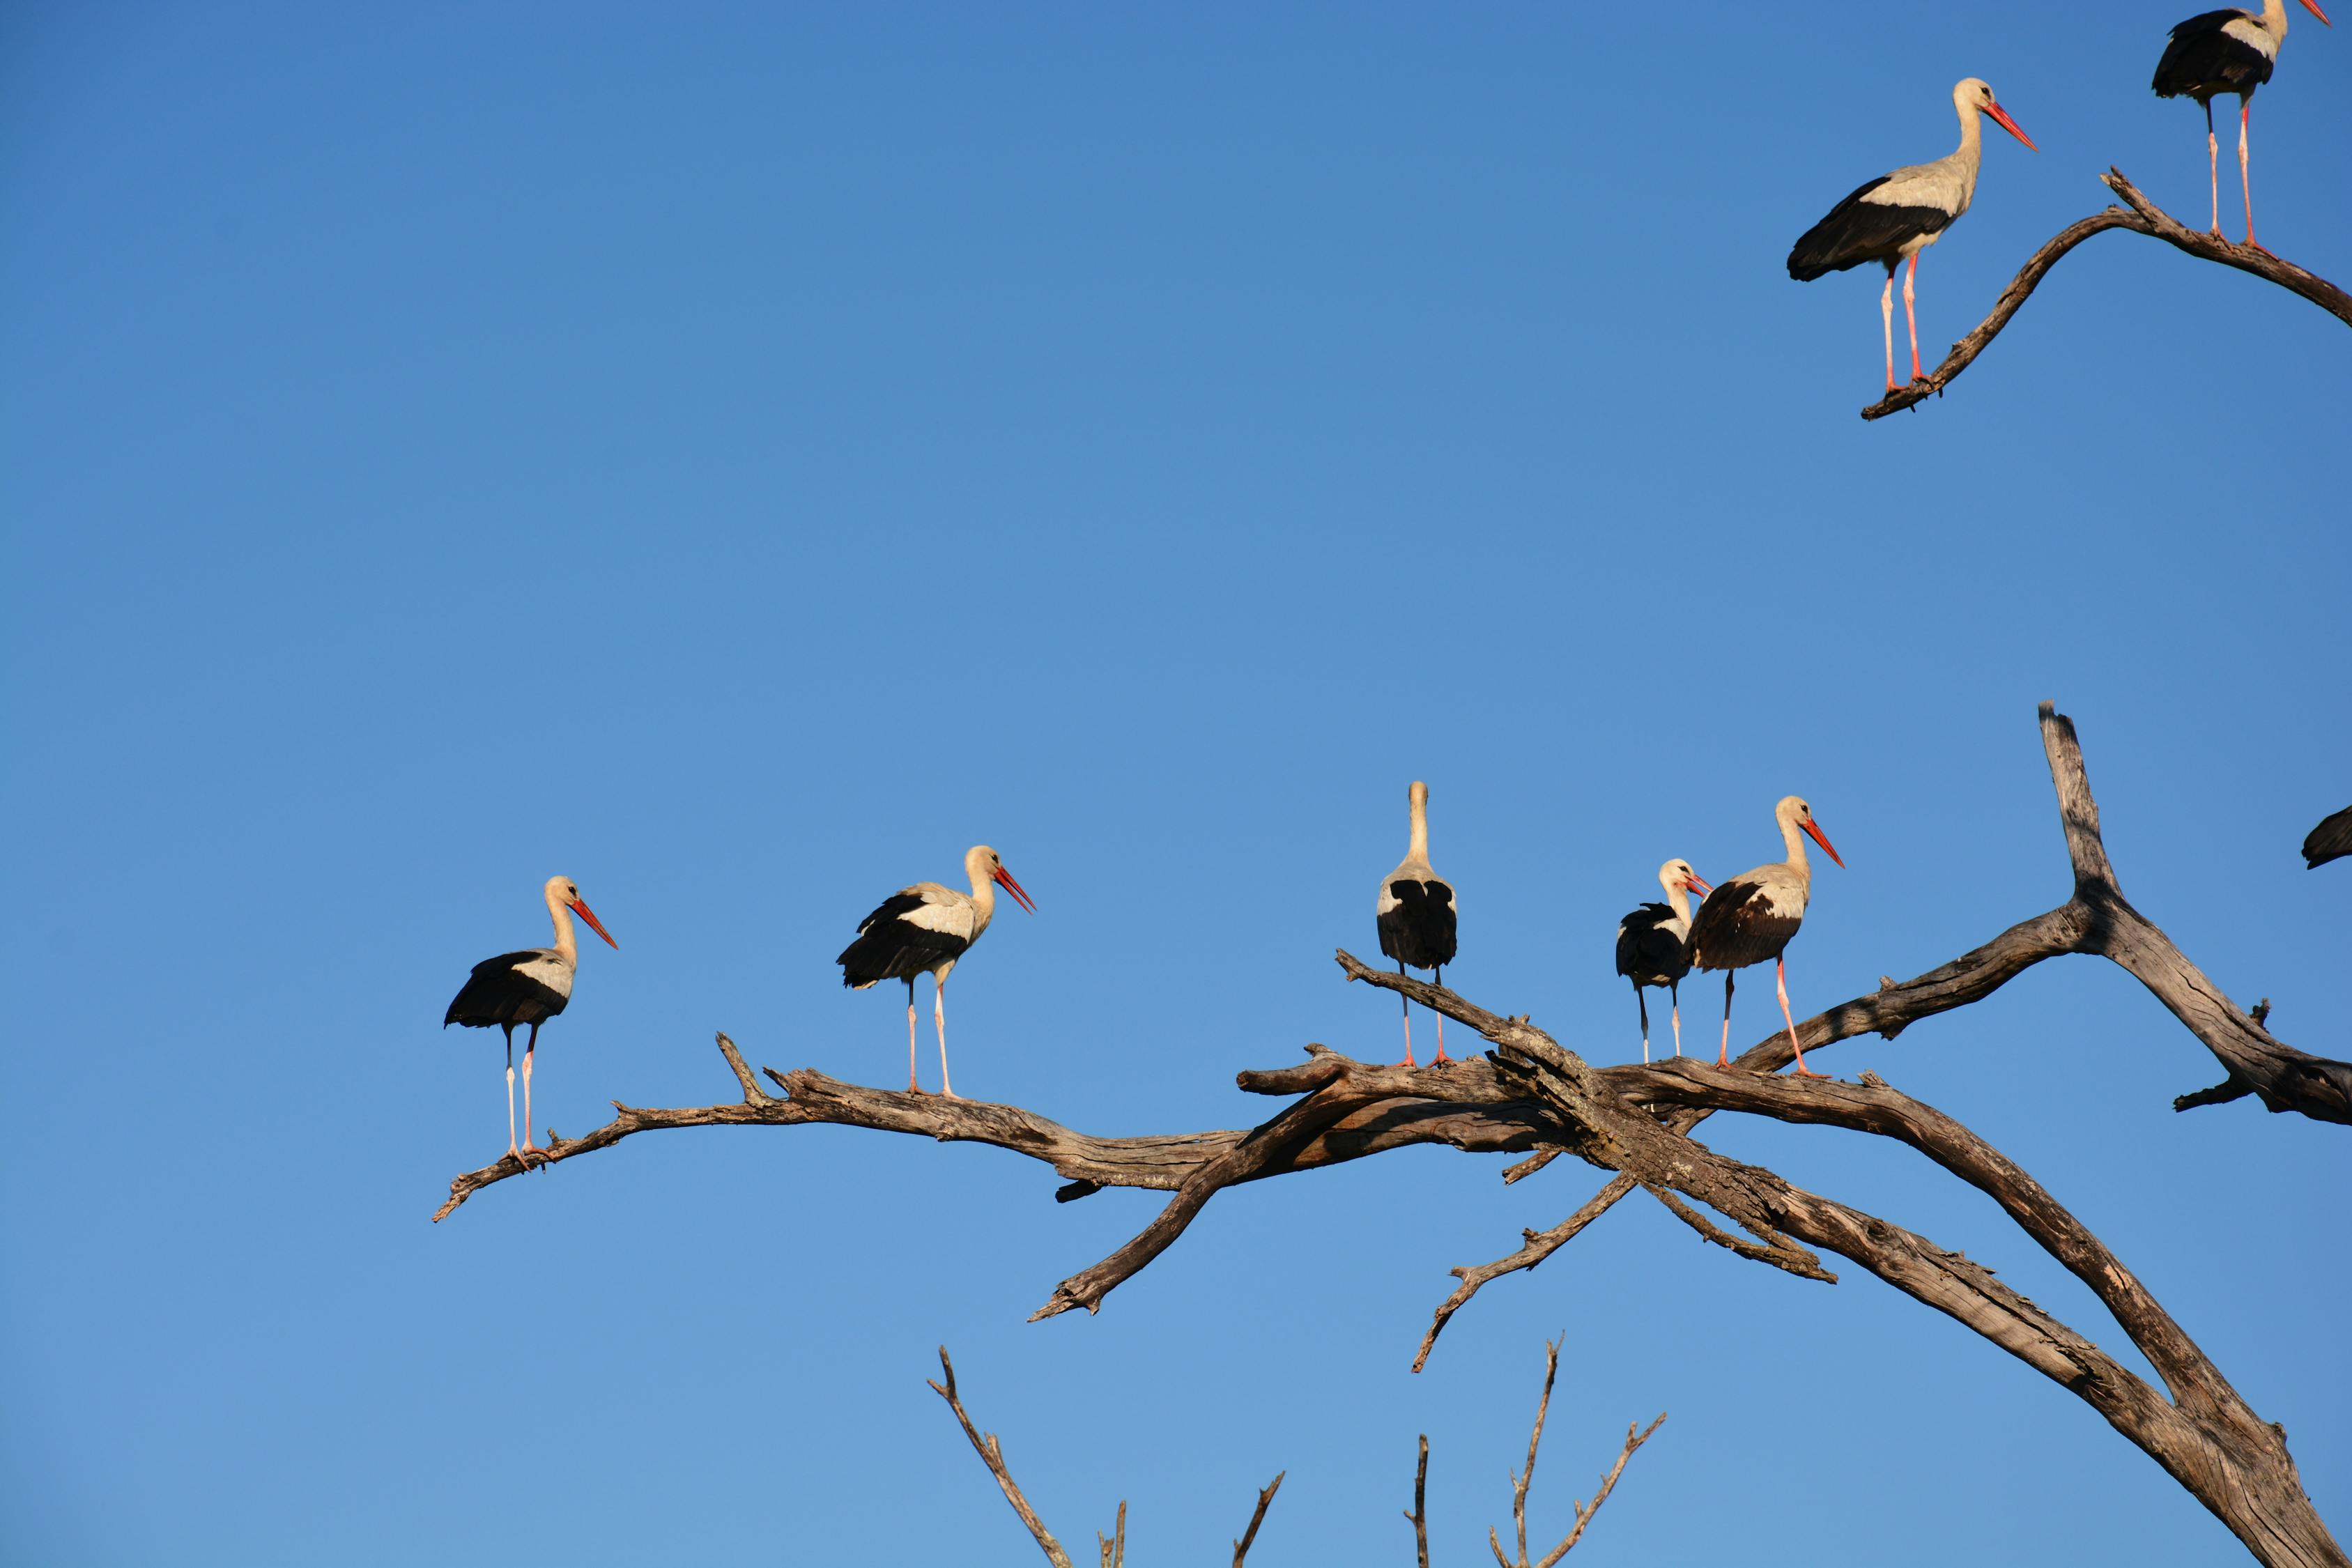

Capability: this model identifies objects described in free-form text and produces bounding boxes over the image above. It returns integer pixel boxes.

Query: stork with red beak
[2153,0,2332,250]
[837,845,1035,1096]
[1685,798,1844,1077]
[443,875,620,1169]
[1788,79,2036,392]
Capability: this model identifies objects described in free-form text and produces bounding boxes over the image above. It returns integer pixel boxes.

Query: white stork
[443,875,620,1168]
[1788,78,2037,392]
[1615,859,1712,1063]
[1685,797,1844,1077]
[1375,781,1459,1067]
[2153,0,2331,250]
[837,844,1035,1097]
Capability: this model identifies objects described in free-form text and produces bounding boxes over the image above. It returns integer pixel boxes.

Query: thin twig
[1406,1434,1430,1568]
[1535,1415,1667,1568]
[1233,1472,1284,1567]
[926,1348,1075,1568]
[1490,1338,1562,1568]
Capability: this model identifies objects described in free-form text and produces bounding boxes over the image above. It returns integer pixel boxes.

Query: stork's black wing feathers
[1378,878,1458,971]
[2305,805,2352,869]
[836,893,971,988]
[1685,879,1803,974]
[1788,177,1955,279]
[1615,903,1691,987]
[444,951,568,1028]
[2153,10,2274,98]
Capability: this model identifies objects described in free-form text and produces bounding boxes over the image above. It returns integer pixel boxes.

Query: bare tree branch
[928,1347,1075,1568]
[1233,1472,1284,1567]
[1486,1338,1664,1568]
[1860,168,2352,421]
[1405,1434,1429,1568]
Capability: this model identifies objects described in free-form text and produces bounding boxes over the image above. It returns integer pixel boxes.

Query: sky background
[3,3,2348,1565]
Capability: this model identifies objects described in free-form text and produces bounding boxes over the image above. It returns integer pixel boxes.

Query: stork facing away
[2153,0,2332,251]
[443,875,619,1168]
[1788,78,2036,392]
[838,845,1034,1096]
[1686,797,1844,1077]
[1376,780,1459,1067]
[1615,859,1712,1063]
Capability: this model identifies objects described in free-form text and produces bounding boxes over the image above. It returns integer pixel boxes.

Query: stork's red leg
[1776,958,1822,1077]
[905,978,921,1093]
[2205,99,2221,236]
[1431,965,1449,1063]
[1716,971,1735,1068]
[519,1023,542,1166]
[1394,962,1416,1068]
[1903,252,1924,383]
[1880,269,1898,392]
[1669,979,1682,1059]
[2240,99,2268,254]
[935,974,958,1099]
[503,1025,523,1165]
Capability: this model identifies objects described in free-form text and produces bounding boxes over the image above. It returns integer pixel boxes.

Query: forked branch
[1860,169,2351,420]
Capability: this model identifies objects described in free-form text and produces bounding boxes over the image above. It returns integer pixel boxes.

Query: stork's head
[1956,79,2037,151]
[544,875,619,947]
[1775,798,1845,869]
[969,845,1036,913]
[1659,859,1712,898]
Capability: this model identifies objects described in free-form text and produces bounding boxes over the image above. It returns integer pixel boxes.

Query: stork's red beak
[570,898,620,948]
[993,866,1036,914]
[1800,820,1846,870]
[1684,873,1714,896]
[2300,0,2330,24]
[1985,102,2037,152]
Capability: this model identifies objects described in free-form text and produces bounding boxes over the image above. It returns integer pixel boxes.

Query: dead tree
[925,1340,1660,1565]
[433,702,2350,1568]
[1859,169,2351,422]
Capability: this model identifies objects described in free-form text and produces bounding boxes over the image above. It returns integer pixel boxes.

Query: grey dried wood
[1859,169,2351,421]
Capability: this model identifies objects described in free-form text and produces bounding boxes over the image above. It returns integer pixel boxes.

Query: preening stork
[1376,781,1459,1067]
[1686,797,1844,1077]
[1615,859,1712,1063]
[443,875,619,1168]
[2305,805,2352,868]
[2153,0,2331,249]
[1788,79,2037,392]
[837,845,1034,1097]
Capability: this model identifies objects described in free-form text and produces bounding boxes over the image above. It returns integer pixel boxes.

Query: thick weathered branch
[1859,169,2351,421]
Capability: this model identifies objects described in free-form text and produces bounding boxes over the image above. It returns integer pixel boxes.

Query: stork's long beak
[1985,102,2037,152]
[2300,0,2330,25]
[1684,873,1714,896]
[993,866,1037,914]
[1800,821,1847,870]
[569,898,620,948]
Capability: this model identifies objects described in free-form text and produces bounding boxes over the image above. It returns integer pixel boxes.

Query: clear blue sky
[3,4,2346,1564]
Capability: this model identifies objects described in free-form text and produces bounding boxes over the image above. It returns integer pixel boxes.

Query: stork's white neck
[1777,810,1814,882]
[545,884,578,965]
[2263,0,2293,40]
[1407,789,1430,861]
[963,848,999,935]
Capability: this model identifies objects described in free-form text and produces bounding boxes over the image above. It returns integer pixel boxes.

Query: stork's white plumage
[1788,79,2037,392]
[2153,0,2331,249]
[443,875,620,1169]
[1615,859,1712,1063]
[1686,797,1844,1077]
[1375,781,1459,1066]
[837,844,1034,1096]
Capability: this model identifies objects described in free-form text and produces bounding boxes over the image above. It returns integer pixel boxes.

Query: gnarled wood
[1860,169,2352,421]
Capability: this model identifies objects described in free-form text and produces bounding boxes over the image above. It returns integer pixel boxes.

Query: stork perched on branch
[443,875,619,1168]
[1615,859,1711,1063]
[838,845,1034,1097]
[1686,797,1843,1077]
[1789,78,2036,392]
[1376,781,1458,1068]
[2153,0,2332,251]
